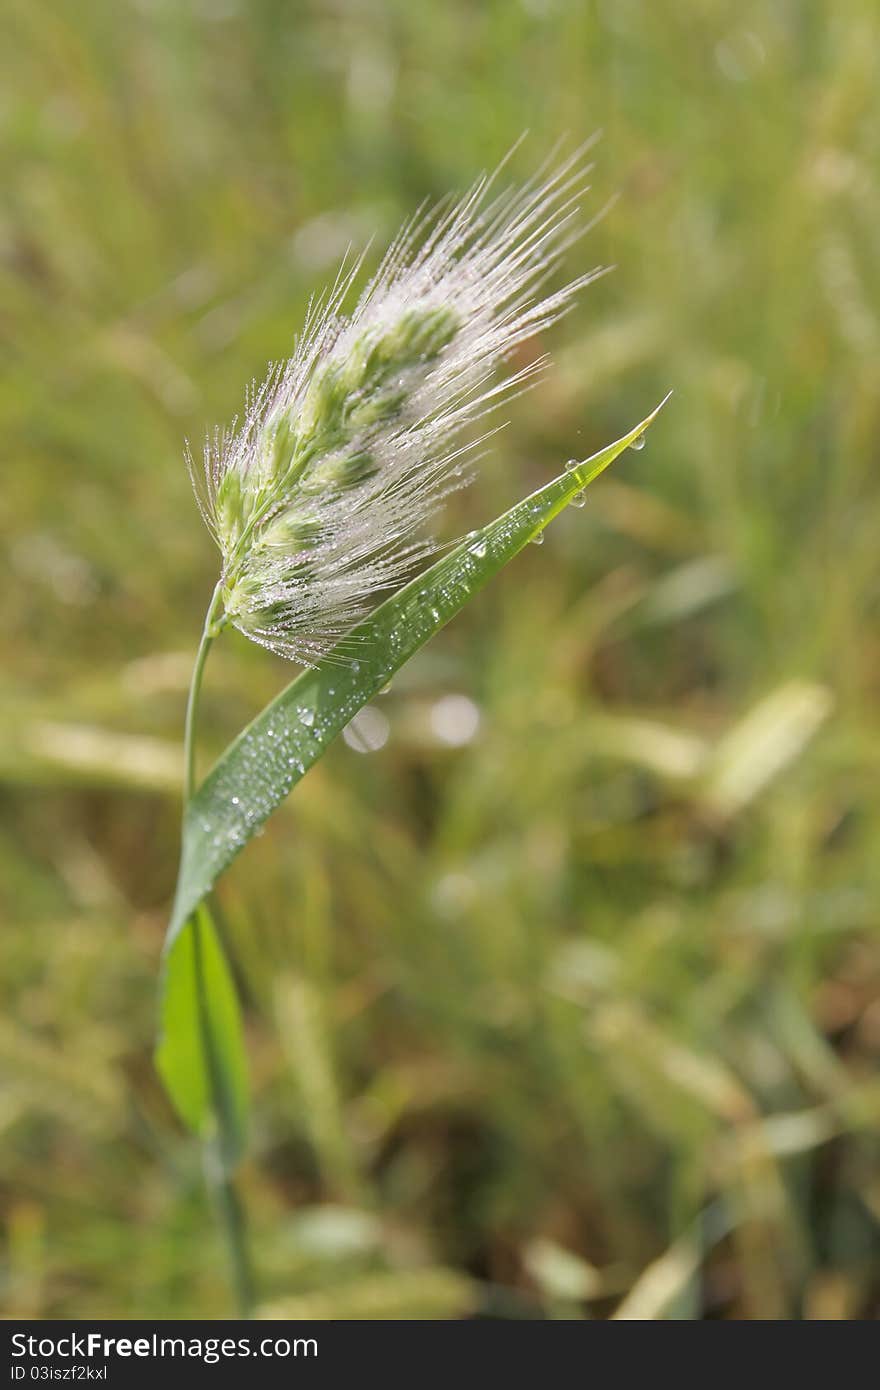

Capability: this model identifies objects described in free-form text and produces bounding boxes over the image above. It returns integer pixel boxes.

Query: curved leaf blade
[168,399,668,949]
[156,903,249,1166]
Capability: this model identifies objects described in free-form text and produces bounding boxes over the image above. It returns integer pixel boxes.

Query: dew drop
[629,433,646,451]
[298,708,315,727]
[570,490,587,508]
[564,458,579,472]
[379,680,393,695]
[469,538,487,559]
[530,531,545,546]
[231,796,240,806]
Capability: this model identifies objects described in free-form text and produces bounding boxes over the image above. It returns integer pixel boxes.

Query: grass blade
[156,903,249,1166]
[157,401,668,1151]
[167,399,668,951]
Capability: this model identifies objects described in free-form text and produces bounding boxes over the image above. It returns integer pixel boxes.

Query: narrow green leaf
[168,399,668,950]
[155,903,249,1167]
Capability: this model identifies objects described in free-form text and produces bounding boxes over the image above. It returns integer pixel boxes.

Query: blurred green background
[2,0,879,1320]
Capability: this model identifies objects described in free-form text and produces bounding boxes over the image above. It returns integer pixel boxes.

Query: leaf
[155,903,249,1167]
[612,1234,701,1320]
[157,399,669,1150]
[168,398,669,950]
[257,1267,478,1320]
[701,679,833,818]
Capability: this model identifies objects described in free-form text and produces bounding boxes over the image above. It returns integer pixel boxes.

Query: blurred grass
[1,0,879,1319]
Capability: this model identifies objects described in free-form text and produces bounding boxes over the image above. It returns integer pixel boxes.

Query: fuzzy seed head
[191,146,604,664]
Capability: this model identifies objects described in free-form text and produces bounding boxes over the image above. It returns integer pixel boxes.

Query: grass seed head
[193,146,604,665]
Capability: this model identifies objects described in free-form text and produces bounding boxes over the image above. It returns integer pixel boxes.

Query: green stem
[184,582,255,1318]
[210,1159,254,1318]
[184,580,224,802]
